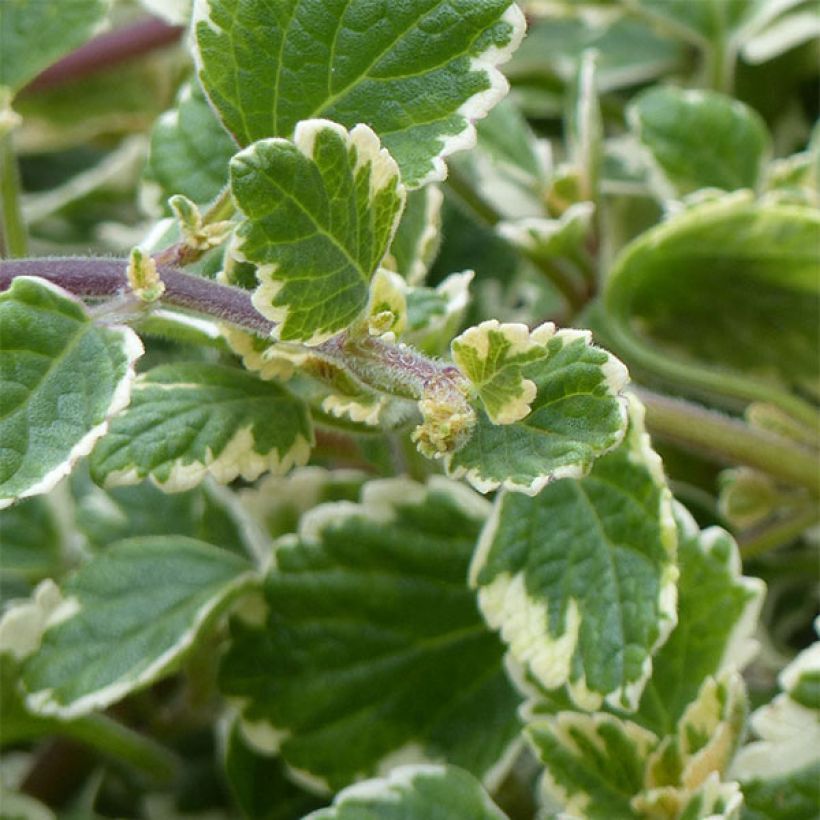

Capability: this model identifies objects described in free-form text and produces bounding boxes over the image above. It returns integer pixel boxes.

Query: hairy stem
[0,255,468,403]
[636,388,820,495]
[0,256,274,335]
[1,132,27,258]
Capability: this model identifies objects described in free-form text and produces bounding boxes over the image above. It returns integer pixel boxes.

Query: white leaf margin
[419,3,527,186]
[469,395,678,711]
[731,616,820,781]
[303,763,509,820]
[447,328,630,497]
[0,277,143,510]
[234,119,406,346]
[24,563,257,720]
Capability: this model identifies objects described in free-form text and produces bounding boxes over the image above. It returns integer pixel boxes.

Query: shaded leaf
[22,537,254,717]
[220,477,521,792]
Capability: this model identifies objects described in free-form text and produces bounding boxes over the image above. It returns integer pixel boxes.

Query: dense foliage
[0,0,818,817]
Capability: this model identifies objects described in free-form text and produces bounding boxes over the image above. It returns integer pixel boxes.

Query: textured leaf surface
[232,121,405,343]
[630,503,764,736]
[90,363,313,492]
[527,712,656,819]
[146,81,237,206]
[0,277,142,509]
[452,320,556,424]
[194,0,525,186]
[22,537,253,717]
[526,671,747,819]
[446,329,628,495]
[628,87,770,194]
[220,478,521,791]
[0,0,109,93]
[306,764,509,820]
[472,397,677,710]
[605,195,820,393]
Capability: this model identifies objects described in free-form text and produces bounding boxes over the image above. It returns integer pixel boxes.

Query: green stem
[60,713,179,782]
[443,166,587,313]
[635,388,820,495]
[0,132,27,258]
[607,316,819,430]
[740,507,820,560]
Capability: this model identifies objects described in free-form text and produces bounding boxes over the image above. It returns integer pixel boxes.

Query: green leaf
[732,618,820,783]
[472,396,677,711]
[0,582,65,743]
[628,87,770,195]
[220,477,521,792]
[231,121,405,344]
[145,81,237,207]
[305,764,510,820]
[497,202,594,276]
[405,270,473,354]
[384,187,444,285]
[505,16,685,103]
[0,277,142,509]
[452,320,558,425]
[637,672,747,819]
[740,761,820,820]
[629,503,764,736]
[22,537,254,717]
[525,672,747,819]
[89,362,313,492]
[0,496,61,585]
[71,468,267,562]
[446,328,629,495]
[604,194,820,398]
[0,0,109,94]
[224,720,325,820]
[194,0,525,187]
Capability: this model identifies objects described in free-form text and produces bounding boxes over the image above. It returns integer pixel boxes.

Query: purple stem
[0,257,274,336]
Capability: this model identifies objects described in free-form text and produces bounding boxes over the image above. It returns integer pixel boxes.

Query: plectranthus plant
[0,0,817,817]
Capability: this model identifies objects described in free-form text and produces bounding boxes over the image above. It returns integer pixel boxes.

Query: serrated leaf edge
[105,422,313,493]
[469,396,677,711]
[419,4,527,186]
[528,711,658,817]
[447,329,630,496]
[235,120,406,346]
[0,278,143,510]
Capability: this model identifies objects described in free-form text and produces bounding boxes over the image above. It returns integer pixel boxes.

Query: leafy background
[0,0,818,818]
